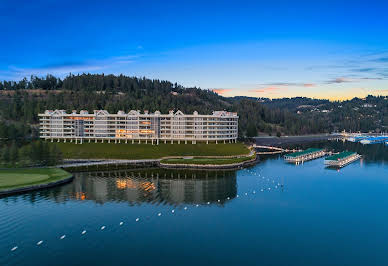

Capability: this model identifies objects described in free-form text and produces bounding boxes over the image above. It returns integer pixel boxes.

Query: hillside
[1,74,386,141]
[0,74,328,140]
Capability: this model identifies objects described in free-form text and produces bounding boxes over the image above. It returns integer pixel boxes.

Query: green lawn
[160,155,255,165]
[53,142,250,159]
[0,168,72,191]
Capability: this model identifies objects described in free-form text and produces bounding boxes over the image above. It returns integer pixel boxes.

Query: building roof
[325,151,356,161]
[285,148,323,158]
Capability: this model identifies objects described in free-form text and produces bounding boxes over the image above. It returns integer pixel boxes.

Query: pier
[324,151,361,168]
[284,148,326,164]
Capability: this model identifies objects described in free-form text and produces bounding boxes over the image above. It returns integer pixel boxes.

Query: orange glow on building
[68,116,94,120]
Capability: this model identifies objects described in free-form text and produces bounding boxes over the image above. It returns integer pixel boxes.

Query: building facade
[39,109,238,144]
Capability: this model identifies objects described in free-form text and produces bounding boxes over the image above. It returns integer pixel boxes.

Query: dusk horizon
[1,0,388,100]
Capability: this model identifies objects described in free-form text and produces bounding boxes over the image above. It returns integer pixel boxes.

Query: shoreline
[58,150,257,171]
[0,174,74,198]
[255,134,331,146]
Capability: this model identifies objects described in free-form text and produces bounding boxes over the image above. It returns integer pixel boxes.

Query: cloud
[212,89,232,95]
[303,83,315,87]
[359,77,384,80]
[3,55,139,80]
[258,82,315,87]
[371,56,388,63]
[326,77,353,84]
[249,87,286,94]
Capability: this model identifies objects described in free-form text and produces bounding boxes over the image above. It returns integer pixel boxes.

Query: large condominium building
[39,109,238,144]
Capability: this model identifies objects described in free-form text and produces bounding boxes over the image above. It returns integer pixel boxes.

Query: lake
[1,140,388,266]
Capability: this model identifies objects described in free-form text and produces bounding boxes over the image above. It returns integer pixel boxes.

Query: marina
[324,151,362,168]
[284,148,326,164]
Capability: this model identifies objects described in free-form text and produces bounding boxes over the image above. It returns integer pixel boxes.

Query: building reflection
[49,169,237,206]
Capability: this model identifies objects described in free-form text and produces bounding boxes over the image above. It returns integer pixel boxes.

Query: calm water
[1,141,388,266]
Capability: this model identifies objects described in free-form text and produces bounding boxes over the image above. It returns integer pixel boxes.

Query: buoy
[171,209,175,213]
[101,226,106,230]
[253,191,256,194]
[261,189,263,192]
[158,213,162,216]
[11,246,18,251]
[119,222,124,226]
[237,195,239,198]
[37,241,43,246]
[218,200,220,202]
[60,235,66,240]
[135,218,140,222]
[245,193,248,196]
[268,188,271,190]
[82,230,86,235]
[196,204,199,207]
[227,197,230,200]
[184,207,187,210]
[207,202,210,204]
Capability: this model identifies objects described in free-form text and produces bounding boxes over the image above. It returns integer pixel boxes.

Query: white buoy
[268,188,271,190]
[37,241,43,246]
[253,191,256,194]
[218,200,220,202]
[184,207,187,210]
[60,235,66,240]
[119,222,124,226]
[207,202,210,205]
[158,213,162,216]
[227,197,230,200]
[135,218,140,222]
[82,230,86,235]
[101,226,106,230]
[11,246,18,251]
[237,195,239,198]
[171,209,175,213]
[261,189,263,192]
[196,204,199,207]
[245,193,248,196]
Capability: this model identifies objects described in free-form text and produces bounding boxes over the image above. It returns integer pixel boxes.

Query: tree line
[0,73,333,139]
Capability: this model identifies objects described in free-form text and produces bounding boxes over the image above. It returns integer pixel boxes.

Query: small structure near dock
[360,136,388,145]
[284,148,325,164]
[324,151,361,168]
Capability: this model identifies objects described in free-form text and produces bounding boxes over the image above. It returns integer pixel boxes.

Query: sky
[1,0,388,100]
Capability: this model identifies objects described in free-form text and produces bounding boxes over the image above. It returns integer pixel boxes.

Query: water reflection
[46,169,237,206]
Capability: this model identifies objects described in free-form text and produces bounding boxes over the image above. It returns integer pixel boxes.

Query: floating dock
[324,151,361,168]
[284,148,326,164]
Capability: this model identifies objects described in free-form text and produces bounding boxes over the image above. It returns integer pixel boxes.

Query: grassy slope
[0,168,72,191]
[54,142,250,159]
[160,155,255,165]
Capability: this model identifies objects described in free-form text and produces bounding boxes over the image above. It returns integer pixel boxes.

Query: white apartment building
[39,109,238,144]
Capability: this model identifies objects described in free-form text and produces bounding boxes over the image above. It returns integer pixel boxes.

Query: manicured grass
[0,168,72,191]
[160,155,255,165]
[53,142,250,159]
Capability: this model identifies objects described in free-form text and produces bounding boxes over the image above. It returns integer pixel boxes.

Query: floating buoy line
[8,169,284,254]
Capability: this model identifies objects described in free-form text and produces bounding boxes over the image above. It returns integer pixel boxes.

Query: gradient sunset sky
[1,0,388,100]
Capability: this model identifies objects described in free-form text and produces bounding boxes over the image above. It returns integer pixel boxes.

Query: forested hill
[0,74,328,139]
[0,74,386,140]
